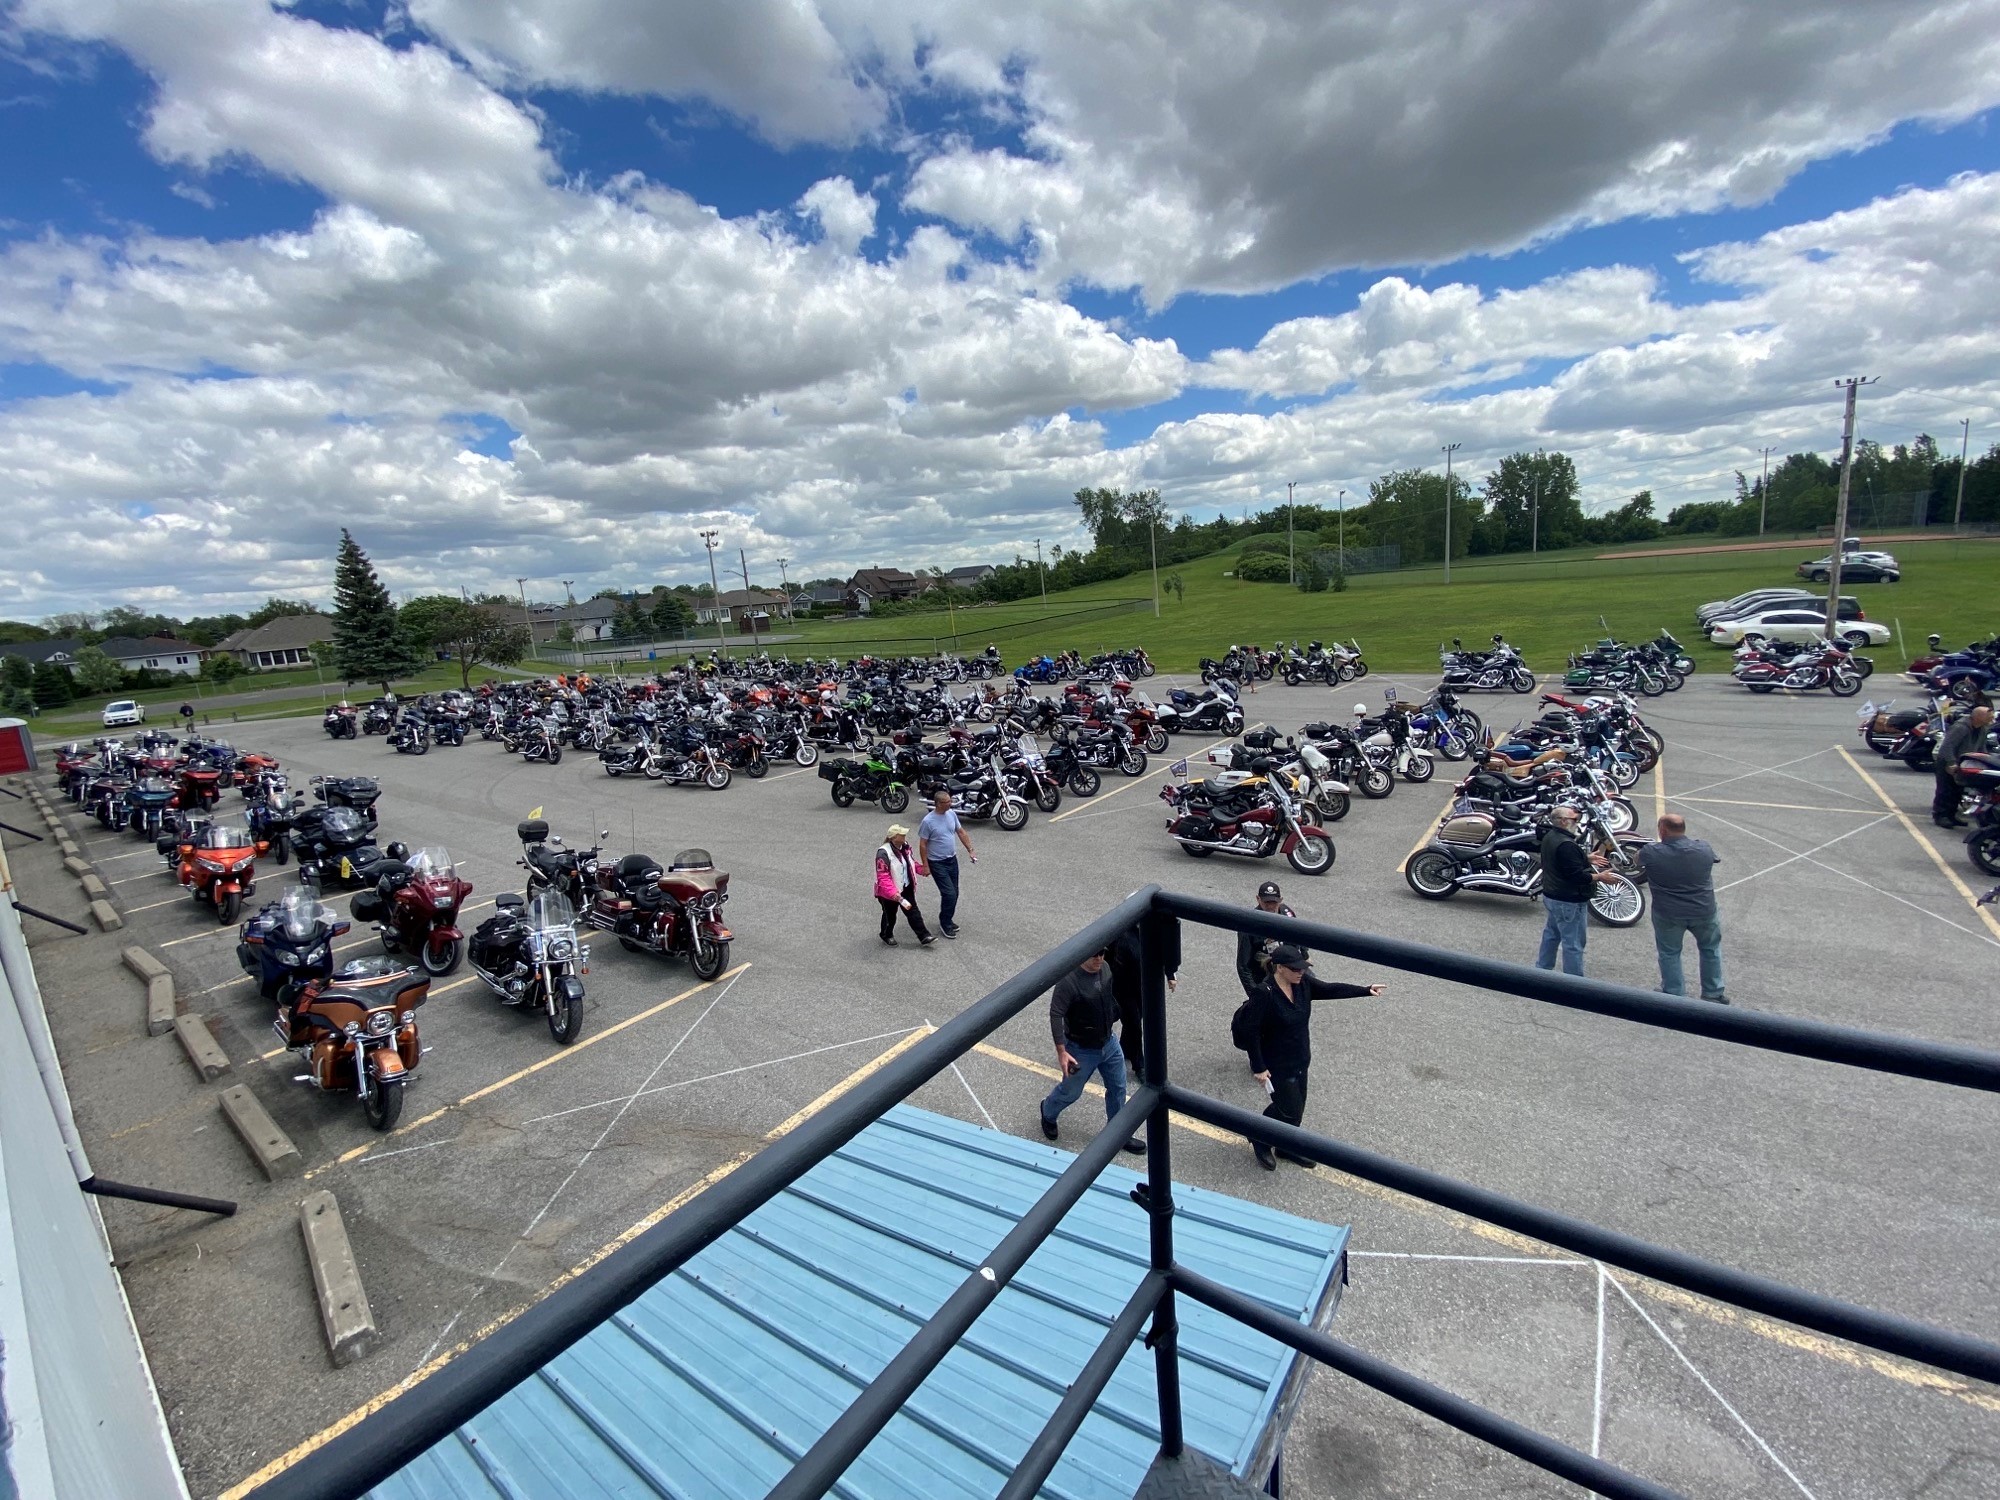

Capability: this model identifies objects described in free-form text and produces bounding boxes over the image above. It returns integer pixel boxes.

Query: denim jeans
[930,855,961,931]
[1653,913,1725,999]
[1040,1036,1128,1127]
[1536,897,1588,976]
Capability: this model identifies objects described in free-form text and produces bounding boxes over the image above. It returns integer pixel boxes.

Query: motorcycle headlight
[277,949,303,966]
[366,1010,395,1036]
[399,1011,415,1026]
[343,1021,362,1036]
[549,938,576,960]
[306,944,327,965]
[196,857,226,872]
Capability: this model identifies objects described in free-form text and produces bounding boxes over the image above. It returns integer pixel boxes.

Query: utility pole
[561,579,575,606]
[1035,538,1047,606]
[1758,446,1773,535]
[1148,503,1161,617]
[1286,481,1296,586]
[1825,377,1877,640]
[1337,488,1346,565]
[1531,476,1540,554]
[698,528,727,657]
[1956,418,1971,529]
[516,578,534,662]
[1441,443,1460,583]
[775,556,791,619]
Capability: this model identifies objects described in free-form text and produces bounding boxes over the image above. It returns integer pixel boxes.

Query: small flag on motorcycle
[1169,758,1188,778]
[527,806,543,819]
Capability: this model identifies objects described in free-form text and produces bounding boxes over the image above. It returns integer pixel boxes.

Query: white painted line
[1670,743,1877,809]
[1712,815,1892,892]
[123,897,189,915]
[1838,745,2000,942]
[930,1014,999,1131]
[1592,1263,1607,1460]
[110,871,168,886]
[160,923,233,947]
[518,1026,923,1127]
[1611,1275,1818,1498]
[92,849,158,863]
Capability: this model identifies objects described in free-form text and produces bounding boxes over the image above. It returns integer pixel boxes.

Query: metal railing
[250,889,2000,1500]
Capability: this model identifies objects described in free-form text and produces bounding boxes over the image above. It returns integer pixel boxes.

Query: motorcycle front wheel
[1508,669,1535,693]
[1598,798,1638,834]
[548,987,584,1044]
[704,764,733,790]
[548,747,563,764]
[1068,767,1102,797]
[1404,851,1458,899]
[422,935,462,977]
[1606,757,1640,789]
[272,831,290,864]
[794,742,819,766]
[1287,835,1335,875]
[1032,781,1061,813]
[1351,660,1369,678]
[995,800,1029,831]
[1400,753,1435,783]
[745,756,768,779]
[1829,672,1861,698]
[1119,748,1148,778]
[1359,766,1394,798]
[1336,664,1356,682]
[691,934,731,981]
[363,1076,404,1132]
[1316,791,1351,822]
[216,890,241,925]
[1146,728,1169,754]
[880,785,910,814]
[1588,873,1646,927]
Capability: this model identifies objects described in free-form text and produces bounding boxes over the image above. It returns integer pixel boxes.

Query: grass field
[772,533,1997,673]
[23,661,476,734]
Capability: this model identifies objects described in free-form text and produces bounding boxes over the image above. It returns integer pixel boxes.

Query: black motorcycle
[311,774,382,828]
[361,700,398,735]
[237,884,349,1002]
[387,715,431,755]
[1441,636,1536,694]
[292,806,393,888]
[468,889,587,1044]
[1404,803,1645,925]
[323,705,359,739]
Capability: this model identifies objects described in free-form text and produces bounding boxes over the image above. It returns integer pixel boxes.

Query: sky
[3,0,2000,617]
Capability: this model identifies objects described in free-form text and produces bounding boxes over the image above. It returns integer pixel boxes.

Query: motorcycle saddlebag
[1563,669,1595,687]
[469,913,522,968]
[349,890,388,923]
[1956,752,2000,789]
[516,818,550,844]
[1439,813,1495,846]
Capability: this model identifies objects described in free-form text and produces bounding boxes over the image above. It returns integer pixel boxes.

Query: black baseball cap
[1268,943,1311,971]
[1256,880,1282,900]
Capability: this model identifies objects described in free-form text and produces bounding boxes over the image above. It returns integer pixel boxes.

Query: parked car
[1695,587,1817,626]
[101,699,146,727]
[1704,592,1862,629]
[1797,551,1898,583]
[1707,607,1889,648]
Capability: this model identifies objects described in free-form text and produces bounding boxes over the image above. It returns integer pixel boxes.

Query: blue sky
[3,0,1998,612]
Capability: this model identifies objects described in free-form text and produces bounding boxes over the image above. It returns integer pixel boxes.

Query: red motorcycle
[1159,766,1335,875]
[586,848,733,979]
[177,762,224,811]
[1732,639,1862,697]
[177,820,266,924]
[351,847,471,975]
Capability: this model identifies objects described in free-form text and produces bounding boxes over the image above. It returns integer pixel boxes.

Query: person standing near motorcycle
[916,790,977,938]
[1235,880,1295,996]
[1934,704,1993,828]
[874,825,935,947]
[1536,806,1612,976]
[1040,949,1146,1153]
[1243,944,1385,1171]
[1639,813,1725,1003]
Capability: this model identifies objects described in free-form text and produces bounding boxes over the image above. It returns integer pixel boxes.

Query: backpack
[1230,995,1257,1053]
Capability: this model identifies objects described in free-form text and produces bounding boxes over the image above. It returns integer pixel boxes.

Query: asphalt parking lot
[19,669,2000,1500]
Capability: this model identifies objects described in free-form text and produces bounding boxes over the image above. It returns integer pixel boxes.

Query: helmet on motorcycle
[1352,704,1368,716]
[386,840,409,861]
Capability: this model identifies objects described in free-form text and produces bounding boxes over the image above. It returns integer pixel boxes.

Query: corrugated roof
[370,1106,1347,1500]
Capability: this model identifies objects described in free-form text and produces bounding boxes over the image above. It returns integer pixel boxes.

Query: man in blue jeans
[916,789,977,937]
[1040,950,1145,1153]
[1536,805,1609,976]
[1639,812,1726,1003]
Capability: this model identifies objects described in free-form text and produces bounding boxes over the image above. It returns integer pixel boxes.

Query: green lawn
[22,661,476,734]
[776,534,1997,674]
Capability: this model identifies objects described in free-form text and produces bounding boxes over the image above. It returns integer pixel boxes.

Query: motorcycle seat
[495,892,525,911]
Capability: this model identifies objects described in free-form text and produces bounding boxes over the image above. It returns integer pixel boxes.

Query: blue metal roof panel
[371,1106,1347,1500]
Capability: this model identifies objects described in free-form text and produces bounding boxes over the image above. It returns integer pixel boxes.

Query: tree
[1,655,32,693]
[1120,489,1168,614]
[101,606,185,640]
[31,661,74,707]
[40,611,99,639]
[1478,451,1581,553]
[330,530,424,692]
[1357,469,1478,565]
[419,601,530,688]
[247,597,321,628]
[651,592,692,635]
[0,621,49,645]
[396,594,463,655]
[181,613,247,647]
[72,645,124,695]
[202,653,243,684]
[1165,571,1185,605]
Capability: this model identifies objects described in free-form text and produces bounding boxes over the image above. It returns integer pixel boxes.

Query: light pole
[516,577,534,661]
[1286,481,1296,585]
[1336,488,1346,566]
[1955,418,1970,529]
[776,556,791,619]
[698,528,728,657]
[561,579,575,606]
[1441,443,1460,583]
[1825,376,1877,639]
[1758,446,1773,535]
[1531,476,1540,554]
[1035,538,1047,606]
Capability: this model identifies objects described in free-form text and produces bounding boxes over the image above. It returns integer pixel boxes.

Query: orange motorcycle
[278,956,428,1130]
[176,820,266,924]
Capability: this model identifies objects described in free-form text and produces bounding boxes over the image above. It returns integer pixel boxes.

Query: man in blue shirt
[1638,813,1725,1003]
[916,789,977,938]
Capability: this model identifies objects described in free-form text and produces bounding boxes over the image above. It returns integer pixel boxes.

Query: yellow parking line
[220,1021,930,1500]
[303,963,751,1178]
[1836,746,2000,940]
[1652,757,1666,824]
[1398,790,1459,874]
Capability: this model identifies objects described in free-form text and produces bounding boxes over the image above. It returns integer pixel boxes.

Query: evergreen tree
[31,661,74,707]
[330,530,423,692]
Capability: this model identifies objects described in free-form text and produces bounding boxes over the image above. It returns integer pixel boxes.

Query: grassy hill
[780,534,1996,673]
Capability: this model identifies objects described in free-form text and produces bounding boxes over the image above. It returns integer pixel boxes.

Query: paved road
[23,668,2000,1500]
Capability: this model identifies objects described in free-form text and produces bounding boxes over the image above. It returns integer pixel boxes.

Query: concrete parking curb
[299,1191,377,1366]
[89,898,123,932]
[123,947,179,1035]
[173,1013,231,1080]
[219,1084,302,1180]
[62,854,91,877]
[80,872,110,901]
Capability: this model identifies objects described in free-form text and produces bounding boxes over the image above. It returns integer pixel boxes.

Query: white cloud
[795,177,877,257]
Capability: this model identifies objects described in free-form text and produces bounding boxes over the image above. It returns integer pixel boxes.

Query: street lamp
[516,577,534,661]
[1034,538,1047,606]
[1286,481,1296,585]
[698,528,728,657]
[1955,419,1971,529]
[1337,488,1346,567]
[1758,446,1773,535]
[1441,443,1461,583]
[775,556,791,619]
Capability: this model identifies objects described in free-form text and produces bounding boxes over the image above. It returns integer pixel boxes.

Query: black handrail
[246,888,2000,1500]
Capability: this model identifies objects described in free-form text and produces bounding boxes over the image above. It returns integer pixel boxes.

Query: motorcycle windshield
[527,891,576,930]
[409,847,455,881]
[278,885,331,940]
[199,824,251,850]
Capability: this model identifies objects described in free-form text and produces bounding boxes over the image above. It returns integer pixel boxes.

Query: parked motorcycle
[123,775,176,841]
[819,749,911,812]
[291,807,392,889]
[1164,679,1245,736]
[1404,805,1646,925]
[244,772,298,864]
[311,774,382,828]
[1159,766,1334,875]
[360,699,398,736]
[1441,636,1535,693]
[468,889,589,1043]
[175,819,265,924]
[237,884,349,1001]
[1352,700,1435,783]
[277,956,428,1130]
[323,704,359,739]
[350,846,470,976]
[387,714,431,755]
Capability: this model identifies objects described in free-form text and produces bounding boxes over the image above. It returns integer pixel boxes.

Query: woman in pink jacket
[875,824,936,947]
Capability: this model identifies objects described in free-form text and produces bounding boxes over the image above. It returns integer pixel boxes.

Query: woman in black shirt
[1243,943,1385,1171]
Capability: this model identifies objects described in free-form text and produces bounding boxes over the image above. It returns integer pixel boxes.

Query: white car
[101,699,146,727]
[1706,609,1891,648]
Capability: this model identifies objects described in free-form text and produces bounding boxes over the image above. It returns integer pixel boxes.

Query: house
[847,567,930,601]
[98,635,204,677]
[793,584,847,612]
[215,615,334,670]
[0,638,83,673]
[477,600,563,644]
[943,564,996,589]
[557,598,622,643]
[695,588,792,628]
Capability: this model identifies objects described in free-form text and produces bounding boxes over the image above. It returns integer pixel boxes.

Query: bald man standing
[1638,813,1725,1004]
